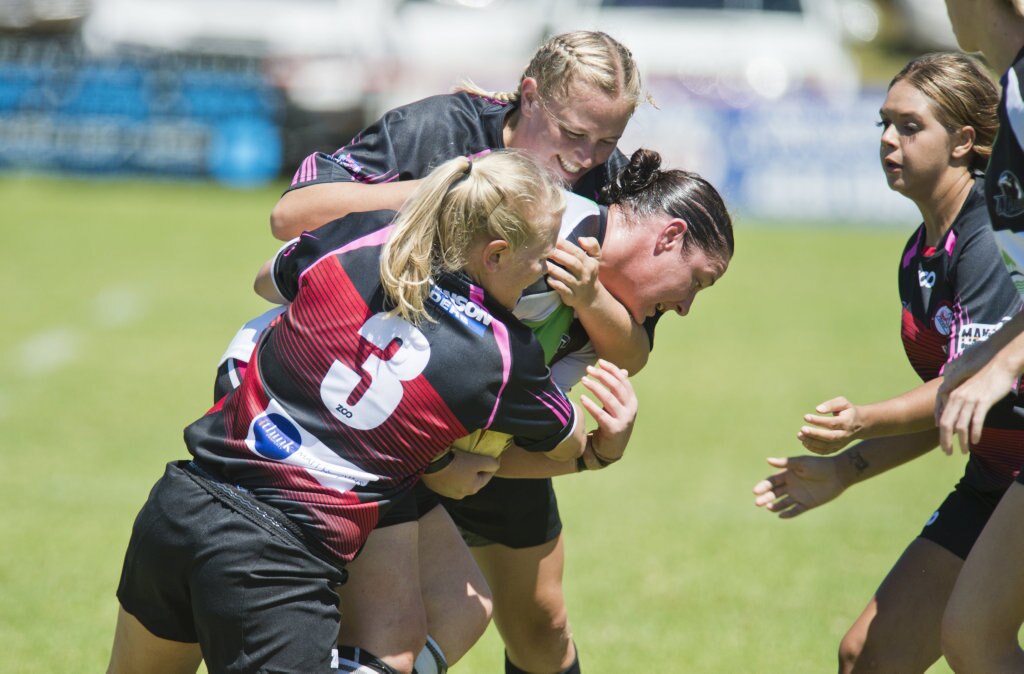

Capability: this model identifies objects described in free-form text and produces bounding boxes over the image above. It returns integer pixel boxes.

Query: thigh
[336,521,427,659]
[417,505,492,665]
[946,481,1024,643]
[471,535,566,627]
[107,606,202,674]
[847,537,962,673]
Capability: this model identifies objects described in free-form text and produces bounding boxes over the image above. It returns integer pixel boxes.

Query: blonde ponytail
[381,150,565,324]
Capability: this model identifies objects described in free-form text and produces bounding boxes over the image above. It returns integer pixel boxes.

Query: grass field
[0,174,968,672]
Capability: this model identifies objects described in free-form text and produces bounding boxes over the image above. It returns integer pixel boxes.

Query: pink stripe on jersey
[534,388,572,426]
[903,229,923,268]
[298,225,396,283]
[290,153,318,186]
[475,283,512,429]
[944,230,958,257]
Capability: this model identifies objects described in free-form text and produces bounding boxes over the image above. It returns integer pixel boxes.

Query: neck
[502,110,518,148]
[915,170,974,246]
[982,3,1024,73]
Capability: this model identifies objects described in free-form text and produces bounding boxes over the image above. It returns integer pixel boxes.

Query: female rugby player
[106,151,639,674]
[934,1,1024,670]
[752,52,1024,673]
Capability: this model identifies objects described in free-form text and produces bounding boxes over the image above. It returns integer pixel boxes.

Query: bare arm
[938,316,1024,453]
[545,237,650,374]
[269,181,423,241]
[753,428,939,518]
[797,378,942,455]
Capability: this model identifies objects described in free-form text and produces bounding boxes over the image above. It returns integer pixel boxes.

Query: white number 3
[320,312,431,430]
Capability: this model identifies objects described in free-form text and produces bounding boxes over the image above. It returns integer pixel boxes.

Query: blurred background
[0,0,960,222]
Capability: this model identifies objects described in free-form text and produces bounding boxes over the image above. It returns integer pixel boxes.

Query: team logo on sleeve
[429,286,493,336]
[996,170,1024,218]
[246,399,379,492]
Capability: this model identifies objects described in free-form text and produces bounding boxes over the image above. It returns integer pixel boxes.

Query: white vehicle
[549,0,860,106]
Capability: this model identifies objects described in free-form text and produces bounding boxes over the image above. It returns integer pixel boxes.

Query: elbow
[269,200,299,241]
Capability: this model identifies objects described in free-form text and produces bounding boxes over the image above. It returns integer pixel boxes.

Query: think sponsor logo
[251,413,302,460]
[429,286,493,336]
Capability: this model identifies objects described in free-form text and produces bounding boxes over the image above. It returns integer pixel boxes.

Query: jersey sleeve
[948,225,1023,361]
[490,339,578,453]
[284,95,491,193]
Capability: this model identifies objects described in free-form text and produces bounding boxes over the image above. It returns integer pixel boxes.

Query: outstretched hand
[546,237,602,309]
[752,455,846,519]
[579,359,637,465]
[797,396,863,455]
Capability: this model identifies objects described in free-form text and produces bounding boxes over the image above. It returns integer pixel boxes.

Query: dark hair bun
[601,148,662,204]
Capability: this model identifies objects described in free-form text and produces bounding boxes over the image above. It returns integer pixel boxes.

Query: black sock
[504,647,581,674]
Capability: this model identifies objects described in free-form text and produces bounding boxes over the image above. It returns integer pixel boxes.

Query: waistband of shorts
[180,460,347,574]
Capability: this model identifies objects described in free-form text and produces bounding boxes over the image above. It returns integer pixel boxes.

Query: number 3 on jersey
[320,312,431,430]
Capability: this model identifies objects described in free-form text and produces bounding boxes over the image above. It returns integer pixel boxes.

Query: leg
[942,482,1024,673]
[107,606,202,674]
[472,535,575,674]
[417,505,493,665]
[338,521,427,674]
[837,537,962,674]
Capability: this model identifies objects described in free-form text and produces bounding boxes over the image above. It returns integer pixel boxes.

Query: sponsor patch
[933,305,954,336]
[429,285,492,336]
[956,321,1006,353]
[246,399,379,492]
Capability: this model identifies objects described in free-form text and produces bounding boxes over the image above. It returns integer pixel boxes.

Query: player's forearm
[573,285,650,375]
[269,181,421,240]
[496,445,579,478]
[855,378,943,439]
[948,311,1024,384]
[835,428,939,488]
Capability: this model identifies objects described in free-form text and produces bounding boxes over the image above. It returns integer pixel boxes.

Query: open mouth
[558,155,582,176]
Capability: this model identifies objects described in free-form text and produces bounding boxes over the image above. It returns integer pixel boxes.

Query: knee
[837,626,865,674]
[941,608,990,673]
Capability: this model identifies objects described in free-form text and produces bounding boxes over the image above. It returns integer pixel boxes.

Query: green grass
[0,175,966,672]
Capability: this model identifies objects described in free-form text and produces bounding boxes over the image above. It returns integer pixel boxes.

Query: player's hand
[580,359,637,465]
[936,362,1015,455]
[420,450,499,500]
[752,455,845,518]
[545,238,601,309]
[797,396,862,455]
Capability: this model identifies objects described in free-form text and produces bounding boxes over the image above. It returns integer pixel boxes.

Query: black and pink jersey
[898,177,1024,490]
[286,92,628,206]
[986,47,1024,295]
[186,210,576,563]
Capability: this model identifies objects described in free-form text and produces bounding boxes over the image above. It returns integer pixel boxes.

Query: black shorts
[918,473,1006,560]
[377,481,441,527]
[441,476,562,549]
[116,461,347,673]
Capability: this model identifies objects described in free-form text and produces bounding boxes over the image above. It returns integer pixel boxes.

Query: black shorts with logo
[116,461,347,673]
[441,476,562,549]
[918,472,1006,560]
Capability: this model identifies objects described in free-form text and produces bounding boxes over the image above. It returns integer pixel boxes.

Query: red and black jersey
[186,210,576,563]
[286,92,628,206]
[898,177,1024,490]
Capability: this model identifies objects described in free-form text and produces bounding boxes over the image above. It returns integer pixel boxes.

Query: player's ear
[656,218,688,253]
[951,125,975,161]
[482,239,511,272]
[520,77,540,118]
